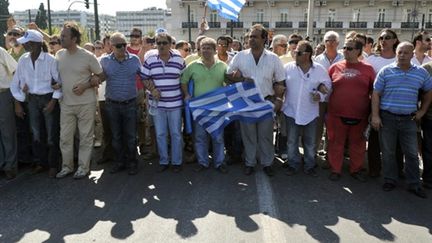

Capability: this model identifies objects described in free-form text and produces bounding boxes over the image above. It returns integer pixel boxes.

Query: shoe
[4,170,16,180]
[216,164,228,174]
[320,160,330,170]
[48,168,57,178]
[423,182,432,189]
[157,164,169,173]
[263,166,275,177]
[30,165,46,175]
[244,166,254,176]
[56,168,73,179]
[94,141,102,148]
[351,172,367,182]
[408,187,427,199]
[328,172,341,181]
[110,164,126,174]
[304,168,318,177]
[285,166,297,176]
[280,154,288,160]
[194,164,208,172]
[73,170,89,180]
[382,182,396,192]
[128,164,138,175]
[172,165,182,173]
[317,150,327,156]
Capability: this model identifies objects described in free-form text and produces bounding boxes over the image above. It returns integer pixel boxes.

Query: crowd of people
[1,20,432,199]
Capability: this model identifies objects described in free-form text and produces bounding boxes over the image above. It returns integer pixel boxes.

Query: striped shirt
[100,52,141,102]
[140,50,185,110]
[374,63,432,115]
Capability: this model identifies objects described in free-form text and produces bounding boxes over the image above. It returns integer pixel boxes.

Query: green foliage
[35,3,48,30]
[0,0,10,48]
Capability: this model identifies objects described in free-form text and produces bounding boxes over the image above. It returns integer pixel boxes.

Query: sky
[8,0,168,15]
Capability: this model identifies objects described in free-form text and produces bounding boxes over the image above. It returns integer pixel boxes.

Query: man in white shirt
[411,31,432,66]
[227,24,285,177]
[283,41,331,176]
[0,46,18,180]
[10,30,62,178]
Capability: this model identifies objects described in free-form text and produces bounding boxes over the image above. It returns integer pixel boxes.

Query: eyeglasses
[183,48,190,52]
[114,43,127,49]
[325,39,337,43]
[7,32,21,37]
[130,34,141,38]
[288,40,299,45]
[293,50,310,56]
[379,35,394,40]
[342,46,356,51]
[218,43,228,48]
[49,41,60,45]
[278,44,288,48]
[156,41,169,46]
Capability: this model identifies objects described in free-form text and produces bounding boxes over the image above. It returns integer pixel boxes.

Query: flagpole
[307,0,314,41]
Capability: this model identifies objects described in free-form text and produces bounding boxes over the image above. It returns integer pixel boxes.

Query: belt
[0,88,9,93]
[381,110,414,117]
[107,98,136,105]
[28,93,53,97]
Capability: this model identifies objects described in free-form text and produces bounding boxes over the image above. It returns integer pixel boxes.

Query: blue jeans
[286,116,317,171]
[421,117,432,184]
[0,90,17,172]
[27,94,60,168]
[152,108,183,165]
[194,122,224,168]
[106,99,138,167]
[379,111,420,186]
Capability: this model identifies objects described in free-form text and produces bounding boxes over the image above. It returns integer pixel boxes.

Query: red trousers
[326,113,367,174]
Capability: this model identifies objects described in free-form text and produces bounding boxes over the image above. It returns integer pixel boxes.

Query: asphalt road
[1,154,431,243]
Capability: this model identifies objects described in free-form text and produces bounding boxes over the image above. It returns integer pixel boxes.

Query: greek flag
[189,82,274,138]
[207,0,246,21]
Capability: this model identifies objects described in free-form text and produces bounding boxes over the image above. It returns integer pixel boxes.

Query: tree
[0,0,10,48]
[35,2,48,30]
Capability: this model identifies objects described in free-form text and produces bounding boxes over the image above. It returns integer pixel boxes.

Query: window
[353,8,360,22]
[328,9,336,22]
[256,9,264,22]
[303,8,308,21]
[210,10,218,22]
[280,9,288,22]
[429,9,432,23]
[378,8,385,22]
[189,9,196,22]
[405,9,412,22]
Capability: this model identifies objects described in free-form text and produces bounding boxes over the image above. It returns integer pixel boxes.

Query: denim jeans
[421,117,432,184]
[106,99,138,167]
[194,122,224,168]
[286,116,317,171]
[379,111,420,186]
[27,93,60,169]
[152,108,183,165]
[0,90,17,172]
[240,117,274,167]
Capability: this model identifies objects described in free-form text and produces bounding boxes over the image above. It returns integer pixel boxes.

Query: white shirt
[411,54,432,66]
[365,55,396,74]
[11,52,61,102]
[282,62,332,125]
[227,49,285,97]
[314,51,344,70]
[0,47,18,89]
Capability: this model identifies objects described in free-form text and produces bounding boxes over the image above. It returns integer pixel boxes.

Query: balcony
[227,21,243,28]
[182,22,198,28]
[208,22,221,28]
[275,21,293,28]
[325,21,343,28]
[374,22,392,28]
[299,21,316,28]
[401,22,419,29]
[426,22,432,29]
[349,21,367,28]
[252,21,269,28]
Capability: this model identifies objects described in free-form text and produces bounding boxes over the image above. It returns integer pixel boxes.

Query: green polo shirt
[181,58,227,97]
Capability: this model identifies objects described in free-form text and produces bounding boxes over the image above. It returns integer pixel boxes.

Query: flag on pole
[207,0,246,21]
[188,82,274,138]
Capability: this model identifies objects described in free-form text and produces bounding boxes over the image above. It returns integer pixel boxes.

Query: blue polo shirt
[374,63,432,115]
[100,52,142,102]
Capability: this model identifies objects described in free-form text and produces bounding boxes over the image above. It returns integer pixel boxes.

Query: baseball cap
[17,29,43,44]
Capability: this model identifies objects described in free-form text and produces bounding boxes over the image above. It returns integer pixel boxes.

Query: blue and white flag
[207,0,246,21]
[189,82,274,138]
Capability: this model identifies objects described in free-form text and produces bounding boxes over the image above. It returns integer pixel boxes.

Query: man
[94,40,104,58]
[283,41,331,177]
[364,36,374,57]
[412,31,432,66]
[10,30,61,178]
[185,35,207,65]
[271,34,288,57]
[216,35,233,64]
[227,24,285,176]
[100,33,142,175]
[55,22,104,179]
[280,34,302,64]
[127,28,146,62]
[0,46,18,180]
[141,32,185,173]
[181,37,228,173]
[102,34,112,55]
[175,40,191,59]
[371,42,432,198]
[421,61,432,189]
[5,26,25,60]
[327,38,375,182]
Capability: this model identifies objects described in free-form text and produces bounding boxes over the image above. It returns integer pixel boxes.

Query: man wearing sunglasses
[412,31,432,66]
[175,40,191,59]
[4,26,24,58]
[216,35,233,64]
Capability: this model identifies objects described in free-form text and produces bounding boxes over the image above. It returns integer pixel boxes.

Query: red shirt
[328,60,375,119]
[127,46,144,90]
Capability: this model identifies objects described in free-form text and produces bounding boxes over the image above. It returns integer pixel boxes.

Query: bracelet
[275,97,283,102]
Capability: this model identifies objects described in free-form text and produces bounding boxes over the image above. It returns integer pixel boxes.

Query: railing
[275,21,293,28]
[252,21,269,28]
[325,21,343,28]
[299,21,316,28]
[349,21,367,28]
[208,22,221,28]
[426,22,432,28]
[374,22,392,28]
[227,21,243,28]
[401,22,419,28]
[182,22,198,28]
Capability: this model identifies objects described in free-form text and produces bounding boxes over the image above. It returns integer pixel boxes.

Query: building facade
[167,0,432,43]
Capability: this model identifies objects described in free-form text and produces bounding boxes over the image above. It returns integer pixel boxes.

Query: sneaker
[216,164,228,174]
[194,164,208,172]
[382,182,396,192]
[128,164,138,175]
[351,172,367,182]
[73,170,89,180]
[263,166,275,177]
[285,166,297,176]
[157,164,169,173]
[110,164,126,174]
[304,168,318,177]
[172,165,182,173]
[244,166,254,176]
[56,168,73,179]
[94,141,102,148]
[408,186,427,199]
[328,172,341,181]
[280,153,288,160]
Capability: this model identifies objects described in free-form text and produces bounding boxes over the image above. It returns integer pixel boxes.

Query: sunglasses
[183,48,190,52]
[114,43,127,49]
[218,43,228,47]
[130,34,141,38]
[156,41,169,46]
[342,46,356,51]
[325,39,337,43]
[288,40,299,45]
[379,35,394,40]
[424,38,431,42]
[49,41,60,45]
[293,50,310,56]
[278,44,288,48]
[7,32,21,37]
